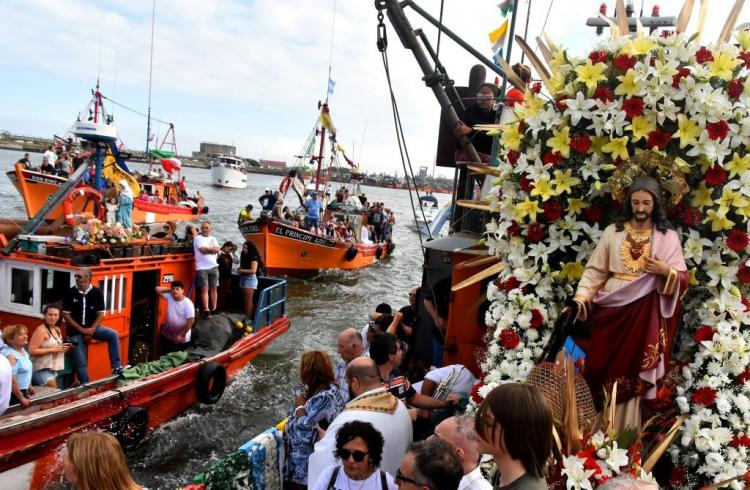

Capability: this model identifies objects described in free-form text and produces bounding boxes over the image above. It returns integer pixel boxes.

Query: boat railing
[252,277,286,332]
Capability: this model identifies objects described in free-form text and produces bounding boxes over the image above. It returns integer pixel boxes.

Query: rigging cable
[326,0,338,104]
[99,94,171,126]
[533,0,555,56]
[434,0,445,62]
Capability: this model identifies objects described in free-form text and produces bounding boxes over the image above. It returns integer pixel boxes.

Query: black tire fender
[344,246,358,262]
[113,406,149,450]
[375,245,383,259]
[196,361,227,404]
[191,206,199,215]
[388,242,396,253]
[202,206,209,214]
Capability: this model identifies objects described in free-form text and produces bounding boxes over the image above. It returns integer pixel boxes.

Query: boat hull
[211,165,247,188]
[6,164,205,224]
[240,219,388,275]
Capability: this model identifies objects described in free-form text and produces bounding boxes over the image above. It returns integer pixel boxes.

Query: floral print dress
[283,383,345,485]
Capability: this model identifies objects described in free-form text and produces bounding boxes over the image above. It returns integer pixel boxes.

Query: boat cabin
[210,155,245,171]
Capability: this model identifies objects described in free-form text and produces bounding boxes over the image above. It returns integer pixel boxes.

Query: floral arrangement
[475,28,750,488]
[72,218,143,245]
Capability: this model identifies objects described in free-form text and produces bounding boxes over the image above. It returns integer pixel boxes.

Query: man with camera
[63,268,126,383]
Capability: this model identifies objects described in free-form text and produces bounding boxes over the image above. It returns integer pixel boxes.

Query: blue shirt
[306,198,323,219]
[2,346,32,390]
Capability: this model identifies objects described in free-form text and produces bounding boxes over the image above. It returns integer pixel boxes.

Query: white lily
[564,92,596,126]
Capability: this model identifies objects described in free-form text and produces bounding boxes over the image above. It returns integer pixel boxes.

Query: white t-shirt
[0,354,12,416]
[412,365,477,399]
[193,234,219,270]
[459,466,493,490]
[160,292,195,342]
[311,465,397,490]
[43,149,57,165]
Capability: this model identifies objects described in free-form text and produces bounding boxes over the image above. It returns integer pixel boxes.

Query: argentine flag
[327,78,336,95]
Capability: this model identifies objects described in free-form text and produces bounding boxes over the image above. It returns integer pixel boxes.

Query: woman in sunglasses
[311,420,397,490]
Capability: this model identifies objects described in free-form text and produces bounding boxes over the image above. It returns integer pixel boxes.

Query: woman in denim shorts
[239,240,263,326]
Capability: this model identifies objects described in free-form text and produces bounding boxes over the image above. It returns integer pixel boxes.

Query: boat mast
[93,79,102,123]
[145,0,156,154]
[314,105,327,193]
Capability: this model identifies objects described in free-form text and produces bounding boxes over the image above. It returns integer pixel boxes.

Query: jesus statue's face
[630,190,654,224]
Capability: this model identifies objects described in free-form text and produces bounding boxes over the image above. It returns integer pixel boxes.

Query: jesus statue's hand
[644,255,670,277]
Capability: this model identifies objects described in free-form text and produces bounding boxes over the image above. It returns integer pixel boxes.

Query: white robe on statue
[307,387,413,489]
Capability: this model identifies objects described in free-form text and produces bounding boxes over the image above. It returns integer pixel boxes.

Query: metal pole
[145,0,156,154]
[520,0,533,65]
[499,0,521,96]
[385,0,481,164]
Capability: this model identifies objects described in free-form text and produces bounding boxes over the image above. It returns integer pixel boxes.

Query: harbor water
[0,149,434,488]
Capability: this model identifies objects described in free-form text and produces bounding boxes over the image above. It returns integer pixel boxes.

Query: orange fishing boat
[6,82,208,225]
[240,103,393,275]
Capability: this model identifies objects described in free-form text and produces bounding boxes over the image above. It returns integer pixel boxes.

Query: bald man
[334,328,367,402]
[307,357,412,488]
[434,416,492,490]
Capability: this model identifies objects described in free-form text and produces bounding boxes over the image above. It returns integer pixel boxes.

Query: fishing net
[527,362,597,431]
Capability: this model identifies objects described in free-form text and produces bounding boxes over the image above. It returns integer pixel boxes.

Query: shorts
[32,368,57,385]
[305,217,320,229]
[196,267,219,287]
[240,274,258,289]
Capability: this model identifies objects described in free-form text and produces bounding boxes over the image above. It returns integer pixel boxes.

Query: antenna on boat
[325,0,337,104]
[145,0,156,154]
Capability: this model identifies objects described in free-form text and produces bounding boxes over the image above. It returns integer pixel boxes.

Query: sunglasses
[395,469,423,486]
[74,274,84,279]
[336,449,369,462]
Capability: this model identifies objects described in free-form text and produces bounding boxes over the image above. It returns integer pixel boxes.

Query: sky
[0,0,745,178]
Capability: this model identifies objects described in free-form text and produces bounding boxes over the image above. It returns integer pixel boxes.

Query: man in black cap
[259,188,277,211]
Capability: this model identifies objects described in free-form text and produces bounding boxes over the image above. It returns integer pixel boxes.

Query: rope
[100,94,171,126]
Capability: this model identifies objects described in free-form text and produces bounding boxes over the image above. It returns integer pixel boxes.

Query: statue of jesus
[565,176,688,429]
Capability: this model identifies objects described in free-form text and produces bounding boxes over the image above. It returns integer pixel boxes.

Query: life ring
[63,186,102,228]
[375,245,383,259]
[196,362,227,404]
[279,176,291,193]
[345,246,358,262]
[113,406,149,450]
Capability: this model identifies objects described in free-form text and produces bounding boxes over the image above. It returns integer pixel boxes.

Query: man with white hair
[434,416,492,490]
[334,328,367,402]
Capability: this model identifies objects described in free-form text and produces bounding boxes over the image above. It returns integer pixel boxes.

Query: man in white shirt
[412,364,478,400]
[156,281,196,355]
[43,145,57,168]
[434,416,493,490]
[308,357,412,489]
[334,328,367,403]
[193,220,220,318]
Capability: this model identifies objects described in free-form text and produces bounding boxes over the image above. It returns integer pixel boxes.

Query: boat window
[98,275,128,314]
[40,269,71,311]
[10,267,34,307]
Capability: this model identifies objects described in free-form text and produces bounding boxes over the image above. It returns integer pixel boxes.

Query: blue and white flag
[327,78,336,95]
[492,48,504,68]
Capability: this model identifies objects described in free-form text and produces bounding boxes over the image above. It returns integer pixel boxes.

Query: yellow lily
[718,186,749,212]
[703,208,735,232]
[602,136,630,161]
[673,114,701,149]
[690,182,714,209]
[725,153,750,179]
[513,198,543,222]
[552,169,581,195]
[575,59,608,92]
[530,177,556,202]
[566,198,588,215]
[558,261,585,282]
[621,37,655,56]
[626,116,657,141]
[688,268,699,286]
[736,30,750,51]
[708,51,743,81]
[615,69,643,97]
[546,125,571,158]
[501,124,522,151]
[518,91,546,119]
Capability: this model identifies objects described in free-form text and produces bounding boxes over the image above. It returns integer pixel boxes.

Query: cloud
[0,0,746,177]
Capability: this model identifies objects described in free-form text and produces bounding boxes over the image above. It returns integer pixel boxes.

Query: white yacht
[211,155,248,188]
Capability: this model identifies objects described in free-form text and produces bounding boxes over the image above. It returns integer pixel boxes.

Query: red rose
[543,151,563,166]
[740,52,750,69]
[706,120,730,141]
[622,98,644,119]
[520,176,533,193]
[530,309,544,329]
[694,326,715,343]
[555,95,569,111]
[501,276,521,292]
[672,67,691,88]
[742,297,750,312]
[583,205,602,223]
[527,222,545,242]
[683,207,703,227]
[613,54,637,71]
[530,82,542,94]
[691,386,717,406]
[470,382,484,404]
[739,262,750,283]
[695,47,714,64]
[669,466,688,487]
[738,368,750,385]
[728,79,745,99]
[647,129,671,149]
[668,202,684,220]
[499,328,520,349]
[593,85,614,103]
[506,150,520,166]
[570,134,592,154]
[728,229,750,252]
[730,435,750,448]
[542,199,563,221]
[589,50,609,64]
[507,220,520,237]
[705,164,727,186]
